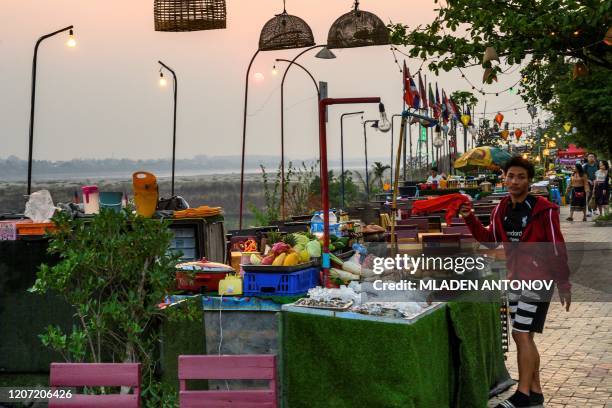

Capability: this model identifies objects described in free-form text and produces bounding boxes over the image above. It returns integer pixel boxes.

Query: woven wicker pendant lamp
[154,0,226,32]
[258,1,315,51]
[327,0,390,49]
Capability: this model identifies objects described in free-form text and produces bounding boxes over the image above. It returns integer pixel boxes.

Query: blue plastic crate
[243,267,320,296]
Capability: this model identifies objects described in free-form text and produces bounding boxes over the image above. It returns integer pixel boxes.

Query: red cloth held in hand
[411,193,471,225]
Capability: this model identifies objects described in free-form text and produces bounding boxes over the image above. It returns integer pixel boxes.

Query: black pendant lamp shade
[154,0,227,32]
[327,1,390,49]
[258,8,315,51]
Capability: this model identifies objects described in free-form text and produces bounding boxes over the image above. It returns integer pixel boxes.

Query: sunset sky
[1,0,535,162]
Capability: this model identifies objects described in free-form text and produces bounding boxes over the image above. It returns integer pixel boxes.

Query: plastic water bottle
[310,211,324,235]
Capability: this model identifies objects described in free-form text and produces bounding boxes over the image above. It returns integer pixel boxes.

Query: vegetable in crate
[250,254,262,265]
[306,240,321,258]
[271,242,290,256]
[294,233,310,246]
[330,268,360,281]
[282,234,297,247]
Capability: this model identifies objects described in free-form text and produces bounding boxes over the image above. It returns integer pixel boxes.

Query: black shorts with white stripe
[508,289,552,333]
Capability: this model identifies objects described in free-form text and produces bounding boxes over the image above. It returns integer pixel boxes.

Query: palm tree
[371,162,390,190]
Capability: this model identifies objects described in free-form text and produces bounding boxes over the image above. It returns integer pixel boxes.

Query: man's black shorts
[508,289,552,333]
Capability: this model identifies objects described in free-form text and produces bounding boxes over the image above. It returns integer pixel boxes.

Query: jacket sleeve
[545,207,572,292]
[464,210,500,248]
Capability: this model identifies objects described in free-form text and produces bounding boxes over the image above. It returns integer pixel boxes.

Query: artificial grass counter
[281,302,508,408]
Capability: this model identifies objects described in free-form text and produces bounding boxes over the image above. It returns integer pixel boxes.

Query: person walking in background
[594,160,609,217]
[566,163,589,222]
[459,156,571,408]
[582,153,598,216]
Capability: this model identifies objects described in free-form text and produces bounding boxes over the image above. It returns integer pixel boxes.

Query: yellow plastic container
[219,274,243,296]
[132,172,158,218]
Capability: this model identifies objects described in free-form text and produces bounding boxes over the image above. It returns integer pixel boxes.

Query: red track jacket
[465,195,572,292]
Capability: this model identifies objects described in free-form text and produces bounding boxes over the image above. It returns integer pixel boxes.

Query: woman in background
[594,160,609,216]
[566,163,589,221]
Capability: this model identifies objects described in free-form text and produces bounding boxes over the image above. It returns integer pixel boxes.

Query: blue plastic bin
[243,266,320,296]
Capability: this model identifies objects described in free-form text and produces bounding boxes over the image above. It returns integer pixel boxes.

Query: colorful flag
[418,72,427,109]
[449,97,461,119]
[441,89,451,124]
[403,61,420,109]
[428,82,436,112]
[434,83,441,119]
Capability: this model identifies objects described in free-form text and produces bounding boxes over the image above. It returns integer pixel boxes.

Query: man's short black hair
[431,166,438,172]
[503,156,535,179]
[587,152,597,158]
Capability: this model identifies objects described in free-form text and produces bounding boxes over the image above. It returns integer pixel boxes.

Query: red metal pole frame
[318,97,381,287]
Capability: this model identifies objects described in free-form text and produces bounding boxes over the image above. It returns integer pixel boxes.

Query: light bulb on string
[272,65,278,76]
[66,29,77,48]
[377,103,391,133]
[159,72,167,87]
[253,72,264,82]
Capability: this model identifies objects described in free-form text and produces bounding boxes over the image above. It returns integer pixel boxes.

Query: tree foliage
[30,209,201,407]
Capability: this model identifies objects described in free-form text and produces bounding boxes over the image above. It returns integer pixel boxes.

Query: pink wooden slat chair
[179,355,278,408]
[49,363,141,408]
[449,217,465,225]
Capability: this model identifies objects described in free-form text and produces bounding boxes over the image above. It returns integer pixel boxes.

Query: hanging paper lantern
[572,62,588,79]
[482,46,499,64]
[514,129,522,141]
[604,27,612,46]
[482,67,498,83]
[563,122,572,133]
[500,130,509,140]
[572,127,578,134]
[494,112,504,126]
[460,114,471,127]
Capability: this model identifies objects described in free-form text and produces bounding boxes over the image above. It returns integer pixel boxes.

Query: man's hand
[559,290,571,312]
[458,202,473,218]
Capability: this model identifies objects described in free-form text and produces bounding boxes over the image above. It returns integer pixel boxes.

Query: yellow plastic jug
[132,172,158,218]
[219,274,243,296]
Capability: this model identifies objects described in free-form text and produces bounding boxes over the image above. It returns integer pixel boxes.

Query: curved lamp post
[362,119,378,199]
[340,111,363,208]
[27,26,76,195]
[277,45,335,219]
[158,61,178,196]
[238,3,315,229]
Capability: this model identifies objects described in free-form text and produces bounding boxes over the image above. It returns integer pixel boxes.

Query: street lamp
[238,3,316,229]
[277,45,335,219]
[27,25,76,196]
[340,111,364,208]
[158,60,179,197]
[362,119,378,199]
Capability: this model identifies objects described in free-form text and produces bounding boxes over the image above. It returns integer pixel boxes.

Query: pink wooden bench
[179,355,278,408]
[49,363,141,407]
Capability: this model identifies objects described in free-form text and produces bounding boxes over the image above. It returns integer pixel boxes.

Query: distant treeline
[0,155,383,181]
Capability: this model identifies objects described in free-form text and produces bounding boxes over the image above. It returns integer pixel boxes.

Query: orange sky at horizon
[0,0,535,163]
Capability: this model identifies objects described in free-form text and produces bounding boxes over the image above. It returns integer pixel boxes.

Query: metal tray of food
[294,298,354,311]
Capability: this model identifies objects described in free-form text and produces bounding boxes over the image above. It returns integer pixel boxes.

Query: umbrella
[454,146,512,170]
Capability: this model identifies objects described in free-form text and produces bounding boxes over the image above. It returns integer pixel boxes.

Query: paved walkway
[488,206,612,407]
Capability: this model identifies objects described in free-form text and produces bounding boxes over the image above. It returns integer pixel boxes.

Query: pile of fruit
[248,232,350,267]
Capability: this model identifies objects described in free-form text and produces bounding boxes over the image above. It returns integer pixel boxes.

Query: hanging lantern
[327,1,390,49]
[500,130,509,140]
[572,127,578,134]
[154,0,227,32]
[514,128,522,141]
[563,122,572,133]
[482,67,498,83]
[572,62,588,79]
[494,112,504,126]
[482,46,499,64]
[604,27,612,46]
[460,114,471,127]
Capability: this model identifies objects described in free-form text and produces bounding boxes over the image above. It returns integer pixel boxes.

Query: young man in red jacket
[460,156,572,408]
